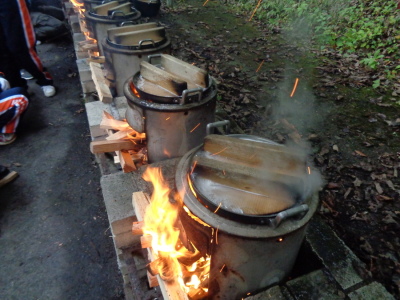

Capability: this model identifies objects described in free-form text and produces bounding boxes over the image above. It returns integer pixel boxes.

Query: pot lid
[188,134,308,223]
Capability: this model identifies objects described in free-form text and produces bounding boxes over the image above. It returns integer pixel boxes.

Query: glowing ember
[130,82,141,98]
[290,78,299,97]
[142,167,211,296]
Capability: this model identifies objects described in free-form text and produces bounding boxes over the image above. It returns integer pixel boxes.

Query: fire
[83,31,97,43]
[130,82,141,98]
[70,0,83,8]
[142,167,211,297]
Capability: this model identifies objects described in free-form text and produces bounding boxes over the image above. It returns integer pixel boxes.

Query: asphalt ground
[0,38,124,299]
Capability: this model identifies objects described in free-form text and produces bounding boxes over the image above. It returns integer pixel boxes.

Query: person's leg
[0,0,54,88]
[0,88,29,134]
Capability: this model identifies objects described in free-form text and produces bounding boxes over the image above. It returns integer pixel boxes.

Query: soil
[156,1,400,297]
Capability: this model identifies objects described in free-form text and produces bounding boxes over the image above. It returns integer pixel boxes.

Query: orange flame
[142,167,211,296]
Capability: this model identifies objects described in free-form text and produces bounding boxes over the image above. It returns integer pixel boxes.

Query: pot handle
[119,21,135,26]
[147,54,162,65]
[138,39,156,49]
[110,11,126,18]
[272,204,309,228]
[206,120,230,135]
[180,88,203,105]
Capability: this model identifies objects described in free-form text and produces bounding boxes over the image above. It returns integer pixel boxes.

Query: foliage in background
[230,0,400,89]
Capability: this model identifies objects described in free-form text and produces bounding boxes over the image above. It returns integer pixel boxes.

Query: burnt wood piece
[107,22,158,42]
[140,61,188,96]
[114,27,166,46]
[94,1,119,15]
[160,54,208,88]
[132,191,190,300]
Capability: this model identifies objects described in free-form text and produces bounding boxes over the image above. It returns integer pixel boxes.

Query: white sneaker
[42,85,56,97]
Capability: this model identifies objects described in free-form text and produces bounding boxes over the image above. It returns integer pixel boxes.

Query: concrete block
[246,285,291,300]
[101,172,137,235]
[348,282,395,300]
[306,216,365,290]
[69,14,81,33]
[81,79,96,94]
[73,33,86,51]
[77,58,92,82]
[114,96,128,120]
[85,100,113,138]
[286,269,342,300]
[76,50,89,59]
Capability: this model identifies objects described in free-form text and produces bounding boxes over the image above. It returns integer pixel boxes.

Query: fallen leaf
[375,182,384,194]
[376,195,393,201]
[353,178,363,187]
[333,145,339,152]
[354,150,367,157]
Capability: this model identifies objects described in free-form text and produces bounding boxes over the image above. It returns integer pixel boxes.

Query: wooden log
[140,61,188,96]
[89,62,113,103]
[107,2,131,15]
[132,221,144,235]
[132,192,189,300]
[161,54,208,88]
[141,234,152,249]
[114,27,166,46]
[94,1,119,16]
[118,150,137,172]
[147,270,159,288]
[90,139,141,153]
[107,22,158,42]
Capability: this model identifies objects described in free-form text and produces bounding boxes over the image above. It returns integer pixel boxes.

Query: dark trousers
[0,0,53,87]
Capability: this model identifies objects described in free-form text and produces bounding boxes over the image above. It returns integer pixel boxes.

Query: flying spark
[256,60,264,72]
[249,0,263,21]
[190,123,201,133]
[290,78,299,97]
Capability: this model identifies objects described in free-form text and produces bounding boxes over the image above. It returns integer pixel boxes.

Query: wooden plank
[89,62,113,103]
[114,27,166,46]
[107,22,158,42]
[93,1,119,15]
[161,54,208,88]
[132,221,144,235]
[140,61,188,96]
[132,192,189,300]
[202,134,306,176]
[107,2,131,15]
[147,271,159,288]
[118,150,137,172]
[90,139,141,153]
[140,234,152,248]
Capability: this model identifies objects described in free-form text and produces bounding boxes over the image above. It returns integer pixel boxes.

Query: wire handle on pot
[119,21,135,26]
[147,54,162,65]
[110,11,126,18]
[272,204,309,228]
[138,39,156,49]
[180,88,203,105]
[206,120,230,135]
